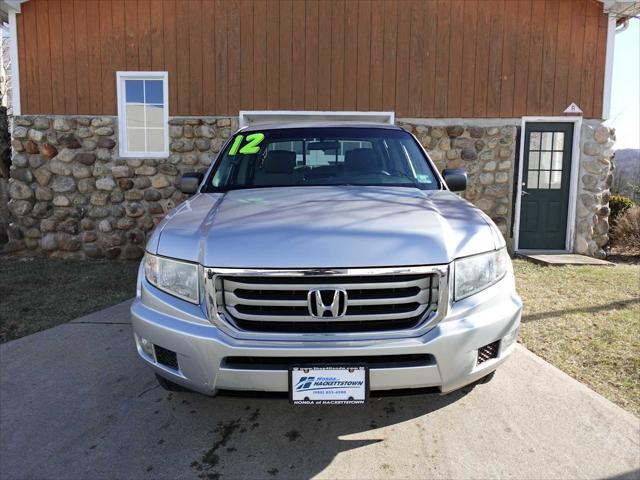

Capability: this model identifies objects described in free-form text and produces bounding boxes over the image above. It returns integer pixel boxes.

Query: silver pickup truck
[131,123,522,404]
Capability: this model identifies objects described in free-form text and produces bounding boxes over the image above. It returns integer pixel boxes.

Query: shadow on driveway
[141,384,473,479]
[1,301,638,480]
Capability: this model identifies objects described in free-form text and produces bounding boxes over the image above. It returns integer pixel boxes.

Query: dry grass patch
[514,259,640,416]
[0,257,138,343]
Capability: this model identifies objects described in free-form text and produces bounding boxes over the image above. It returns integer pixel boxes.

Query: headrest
[344,148,380,171]
[263,150,296,173]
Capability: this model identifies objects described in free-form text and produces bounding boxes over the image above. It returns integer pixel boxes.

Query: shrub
[610,206,640,254]
[609,195,635,224]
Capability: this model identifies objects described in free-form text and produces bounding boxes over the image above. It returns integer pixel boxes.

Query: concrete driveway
[1,301,638,480]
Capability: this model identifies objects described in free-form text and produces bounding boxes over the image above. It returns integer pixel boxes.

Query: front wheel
[155,373,190,392]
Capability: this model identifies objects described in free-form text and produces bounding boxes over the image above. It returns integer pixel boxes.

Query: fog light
[139,336,155,358]
[502,328,519,349]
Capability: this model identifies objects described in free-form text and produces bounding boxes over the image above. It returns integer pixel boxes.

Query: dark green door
[518,123,574,250]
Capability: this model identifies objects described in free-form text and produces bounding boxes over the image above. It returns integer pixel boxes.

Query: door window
[526,131,565,189]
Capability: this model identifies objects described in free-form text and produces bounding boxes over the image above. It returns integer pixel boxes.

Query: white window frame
[116,71,169,158]
[8,9,22,116]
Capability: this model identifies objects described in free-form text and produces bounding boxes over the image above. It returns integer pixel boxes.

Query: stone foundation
[397,119,517,241]
[3,115,612,259]
[5,115,236,259]
[574,120,615,258]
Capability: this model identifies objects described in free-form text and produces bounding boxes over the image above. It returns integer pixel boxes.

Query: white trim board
[513,116,583,253]
[602,14,616,120]
[8,10,20,116]
[239,110,395,128]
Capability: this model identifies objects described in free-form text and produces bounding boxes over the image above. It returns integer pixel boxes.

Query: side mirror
[179,172,204,194]
[442,168,467,192]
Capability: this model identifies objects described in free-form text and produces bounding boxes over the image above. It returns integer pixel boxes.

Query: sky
[609,18,640,150]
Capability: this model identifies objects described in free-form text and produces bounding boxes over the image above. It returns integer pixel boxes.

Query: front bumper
[131,267,522,396]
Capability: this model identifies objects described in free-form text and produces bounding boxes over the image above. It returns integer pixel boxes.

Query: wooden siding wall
[17,0,609,118]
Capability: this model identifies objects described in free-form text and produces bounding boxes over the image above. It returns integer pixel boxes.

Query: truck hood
[149,186,503,268]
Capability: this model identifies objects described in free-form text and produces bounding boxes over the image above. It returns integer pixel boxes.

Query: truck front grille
[218,272,439,333]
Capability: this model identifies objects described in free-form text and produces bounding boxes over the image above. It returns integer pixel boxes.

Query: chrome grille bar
[224,289,430,307]
[203,265,449,340]
[222,278,431,291]
[226,305,430,323]
[219,272,438,332]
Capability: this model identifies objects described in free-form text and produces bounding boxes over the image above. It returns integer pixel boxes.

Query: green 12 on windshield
[228,133,265,155]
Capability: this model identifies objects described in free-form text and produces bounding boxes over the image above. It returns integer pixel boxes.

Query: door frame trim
[514,116,583,253]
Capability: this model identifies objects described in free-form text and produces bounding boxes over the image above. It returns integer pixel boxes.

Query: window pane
[541,132,553,150]
[539,170,550,189]
[527,170,538,189]
[125,80,144,103]
[145,80,164,104]
[550,171,562,189]
[553,132,565,150]
[127,128,145,152]
[307,149,336,167]
[120,75,168,156]
[529,132,541,150]
[146,104,164,128]
[268,141,290,151]
[552,151,563,170]
[146,128,165,152]
[540,151,552,170]
[292,141,304,155]
[343,141,362,154]
[211,130,439,190]
[528,151,540,169]
[126,104,145,128]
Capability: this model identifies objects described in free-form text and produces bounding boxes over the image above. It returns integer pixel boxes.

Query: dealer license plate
[289,366,368,405]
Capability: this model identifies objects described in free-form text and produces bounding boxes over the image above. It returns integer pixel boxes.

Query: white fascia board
[239,110,396,128]
[602,14,616,120]
[8,8,20,115]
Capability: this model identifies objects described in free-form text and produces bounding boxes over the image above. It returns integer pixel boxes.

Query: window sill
[119,151,170,159]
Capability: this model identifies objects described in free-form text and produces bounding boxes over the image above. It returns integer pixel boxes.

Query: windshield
[204,127,441,191]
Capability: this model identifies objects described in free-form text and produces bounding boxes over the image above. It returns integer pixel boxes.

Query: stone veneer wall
[4,115,236,259]
[397,119,517,240]
[575,120,615,258]
[3,115,613,259]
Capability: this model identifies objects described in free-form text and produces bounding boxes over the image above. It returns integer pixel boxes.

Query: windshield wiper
[383,169,421,183]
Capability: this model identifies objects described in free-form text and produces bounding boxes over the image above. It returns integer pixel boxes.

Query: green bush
[610,195,635,224]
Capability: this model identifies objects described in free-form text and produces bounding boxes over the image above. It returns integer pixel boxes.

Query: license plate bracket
[289,365,369,405]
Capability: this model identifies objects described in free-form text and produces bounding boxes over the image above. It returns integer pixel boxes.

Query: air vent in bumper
[223,354,435,370]
[155,345,179,370]
[477,341,500,365]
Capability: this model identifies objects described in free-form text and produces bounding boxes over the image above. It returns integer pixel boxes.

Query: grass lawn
[514,259,640,416]
[0,257,139,343]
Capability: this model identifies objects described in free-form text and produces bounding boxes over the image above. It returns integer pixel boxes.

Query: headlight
[454,248,510,300]
[144,253,200,304]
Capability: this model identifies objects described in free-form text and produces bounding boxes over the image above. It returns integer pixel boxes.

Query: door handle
[521,190,530,196]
